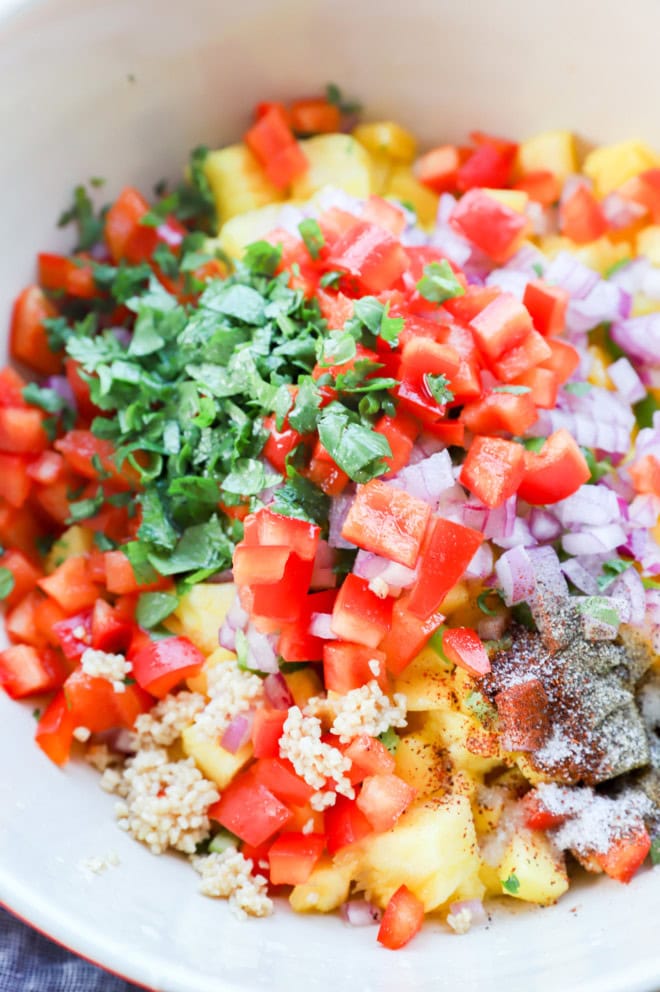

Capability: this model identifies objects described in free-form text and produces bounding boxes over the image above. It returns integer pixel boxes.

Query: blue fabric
[0,906,143,991]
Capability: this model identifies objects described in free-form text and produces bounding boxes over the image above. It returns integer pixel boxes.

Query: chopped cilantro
[425,373,455,406]
[320,331,357,368]
[465,690,496,723]
[582,448,613,483]
[243,240,282,277]
[0,567,15,601]
[317,404,392,483]
[325,82,362,115]
[597,558,631,592]
[564,381,592,396]
[634,392,660,430]
[299,218,325,260]
[320,270,343,289]
[32,708,42,721]
[532,262,544,277]
[136,591,179,629]
[501,873,520,895]
[270,466,330,525]
[575,596,620,628]
[66,495,105,524]
[650,837,660,866]
[521,436,546,453]
[57,183,107,251]
[208,828,239,854]
[604,257,631,279]
[416,260,465,304]
[477,590,499,616]
[377,728,400,755]
[493,385,531,395]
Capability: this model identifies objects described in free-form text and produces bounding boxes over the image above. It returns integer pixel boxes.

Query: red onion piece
[504,242,547,275]
[553,484,620,528]
[218,624,237,651]
[328,492,357,549]
[43,375,77,408]
[94,728,136,754]
[486,268,529,299]
[629,494,660,529]
[407,433,447,464]
[560,558,600,595]
[493,517,537,551]
[495,546,536,606]
[602,192,646,229]
[353,550,418,588]
[308,612,335,640]
[544,252,600,299]
[607,357,648,406]
[566,280,631,334]
[562,523,627,557]
[465,542,493,579]
[527,507,562,543]
[611,313,660,365]
[611,566,646,626]
[245,624,279,674]
[340,900,382,926]
[389,450,454,507]
[526,545,569,598]
[221,712,253,753]
[448,899,488,929]
[207,569,234,584]
[263,673,294,711]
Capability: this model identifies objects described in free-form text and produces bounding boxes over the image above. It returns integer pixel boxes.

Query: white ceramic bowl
[1,1,660,989]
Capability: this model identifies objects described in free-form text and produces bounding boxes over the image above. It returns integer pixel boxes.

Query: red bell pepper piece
[373,413,419,476]
[324,794,372,855]
[461,391,538,437]
[253,757,315,807]
[245,106,308,188]
[441,626,491,676]
[26,450,66,486]
[594,826,651,884]
[278,589,337,663]
[513,367,559,410]
[469,292,533,361]
[618,168,660,223]
[255,507,320,560]
[362,196,407,237]
[54,429,134,490]
[523,279,569,337]
[328,222,408,294]
[378,593,444,676]
[539,338,581,383]
[341,479,431,569]
[262,415,305,473]
[344,735,396,778]
[457,135,517,191]
[35,690,77,766]
[323,642,388,694]
[268,832,326,885]
[451,189,528,263]
[407,518,483,620]
[629,454,660,495]
[460,436,526,508]
[38,253,97,299]
[131,636,204,699]
[0,366,28,407]
[0,549,42,609]
[559,185,608,244]
[0,408,47,455]
[91,598,135,654]
[521,792,569,831]
[9,286,62,376]
[104,187,150,263]
[252,708,288,758]
[0,644,67,699]
[38,556,101,614]
[290,98,341,135]
[0,454,31,507]
[513,170,561,206]
[249,553,315,624]
[415,145,462,192]
[491,328,552,382]
[377,885,425,950]
[356,773,416,833]
[103,550,169,595]
[210,770,292,846]
[52,610,93,661]
[518,429,591,505]
[330,575,394,649]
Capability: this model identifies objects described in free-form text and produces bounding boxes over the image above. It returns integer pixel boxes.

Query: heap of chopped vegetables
[2,86,660,948]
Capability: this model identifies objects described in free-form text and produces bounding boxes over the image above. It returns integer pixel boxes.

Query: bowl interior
[1,1,660,990]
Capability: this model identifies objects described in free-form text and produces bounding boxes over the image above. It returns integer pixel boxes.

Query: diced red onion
[492,516,537,551]
[263,672,295,710]
[566,280,631,335]
[246,623,279,674]
[461,502,490,532]
[629,493,660,529]
[495,546,536,605]
[553,485,620,529]
[601,192,646,229]
[340,900,382,926]
[436,193,457,225]
[354,550,418,588]
[527,507,562,543]
[484,496,516,541]
[218,625,236,651]
[609,256,652,295]
[465,542,493,579]
[308,612,335,639]
[607,357,647,405]
[95,728,136,755]
[544,252,600,299]
[562,524,627,557]
[612,567,646,625]
[389,450,454,507]
[329,492,357,549]
[310,539,338,590]
[221,712,253,753]
[485,268,529,299]
[611,314,660,366]
[448,899,488,929]
[407,433,446,463]
[431,224,473,267]
[504,242,547,275]
[560,173,592,204]
[110,326,132,348]
[43,374,77,408]
[477,613,508,642]
[536,407,632,455]
[560,558,600,595]
[218,594,250,650]
[526,546,569,597]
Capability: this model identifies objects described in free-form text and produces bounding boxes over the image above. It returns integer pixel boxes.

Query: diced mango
[181,724,252,789]
[185,646,237,695]
[583,141,659,198]
[289,857,352,913]
[218,203,289,259]
[290,134,372,200]
[498,828,569,905]
[166,582,237,657]
[45,525,94,573]
[386,166,439,227]
[204,144,284,225]
[337,796,481,911]
[423,710,500,777]
[637,225,660,265]
[483,188,529,213]
[395,732,447,796]
[352,122,417,164]
[393,647,455,711]
[285,667,323,709]
[516,130,576,183]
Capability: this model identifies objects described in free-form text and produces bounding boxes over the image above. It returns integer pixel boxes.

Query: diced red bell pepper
[539,338,581,384]
[234,545,291,586]
[324,794,372,855]
[618,168,660,223]
[441,626,491,676]
[278,589,337,663]
[26,450,66,486]
[62,669,125,733]
[513,170,561,206]
[316,287,354,329]
[254,508,320,560]
[91,598,135,654]
[35,690,77,766]
[290,98,341,135]
[323,642,388,694]
[125,214,187,266]
[37,556,101,614]
[0,408,47,455]
[415,145,462,192]
[341,480,430,569]
[262,415,305,473]
[451,189,528,263]
[64,358,99,421]
[424,420,466,447]
[399,338,461,390]
[362,196,407,237]
[253,757,315,807]
[523,279,569,337]
[518,429,591,505]
[0,503,45,559]
[377,885,425,950]
[520,791,569,831]
[0,453,31,507]
[249,553,315,623]
[9,285,62,376]
[131,636,205,698]
[461,391,538,436]
[394,378,449,425]
[209,770,292,847]
[252,708,288,758]
[457,137,517,191]
[345,735,396,778]
[54,430,133,490]
[513,367,558,410]
[33,595,67,647]
[491,329,552,382]
[407,518,483,620]
[330,575,394,649]
[6,590,47,647]
[559,185,608,244]
[103,550,169,595]
[0,366,28,407]
[356,773,416,833]
[268,832,326,885]
[52,610,93,661]
[245,106,308,189]
[104,187,151,263]
[0,549,42,609]
[378,593,444,676]
[460,436,526,508]
[469,292,533,361]
[38,253,97,299]
[328,222,408,294]
[374,413,419,476]
[629,454,660,495]
[0,644,67,699]
[304,442,350,496]
[443,284,501,323]
[594,826,651,884]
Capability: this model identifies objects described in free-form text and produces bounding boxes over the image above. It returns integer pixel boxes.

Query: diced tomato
[594,826,651,884]
[255,508,320,560]
[330,575,394,649]
[513,367,558,410]
[253,757,315,807]
[131,636,205,698]
[26,450,65,486]
[521,792,569,831]
[523,279,569,337]
[451,189,528,263]
[461,391,538,436]
[33,595,67,647]
[323,642,388,694]
[518,428,591,504]
[0,644,67,699]
[268,832,326,885]
[0,453,31,507]
[513,170,561,206]
[210,770,292,846]
[0,366,27,407]
[104,187,150,263]
[407,518,483,620]
[443,284,501,323]
[54,430,133,490]
[0,408,47,455]
[38,253,97,299]
[104,550,168,595]
[279,589,337,663]
[415,145,461,192]
[35,690,77,766]
[341,480,430,569]
[559,185,608,244]
[345,735,396,779]
[52,610,93,661]
[324,794,372,855]
[62,669,124,733]
[491,329,552,382]
[245,106,308,188]
[328,222,408,294]
[373,413,419,476]
[9,285,62,376]
[460,436,526,508]
[457,137,517,191]
[441,626,491,676]
[469,292,533,361]
[361,196,407,237]
[252,708,288,759]
[356,773,416,833]
[539,338,581,384]
[0,549,42,608]
[91,598,135,654]
[379,593,444,676]
[290,98,341,135]
[249,553,315,624]
[377,885,425,950]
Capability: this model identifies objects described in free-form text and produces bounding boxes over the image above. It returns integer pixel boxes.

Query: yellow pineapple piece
[45,525,94,573]
[438,580,471,618]
[637,225,660,265]
[185,646,237,695]
[369,153,394,196]
[498,828,569,905]
[573,236,632,274]
[291,134,372,200]
[337,796,481,911]
[393,646,455,711]
[516,130,576,183]
[204,144,284,225]
[218,203,289,259]
[285,667,323,709]
[181,724,252,789]
[515,753,555,786]
[423,710,500,777]
[583,141,659,198]
[395,732,446,796]
[386,166,439,227]
[289,857,352,913]
[165,582,237,657]
[632,293,660,316]
[472,785,507,835]
[587,345,614,389]
[352,122,417,164]
[483,189,529,213]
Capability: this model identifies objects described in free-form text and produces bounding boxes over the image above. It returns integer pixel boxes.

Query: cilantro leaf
[270,467,330,525]
[147,516,232,575]
[320,331,357,368]
[564,381,592,396]
[136,591,179,629]
[377,728,400,755]
[501,873,520,895]
[299,219,325,260]
[317,405,392,483]
[493,385,531,395]
[597,558,631,592]
[243,240,283,277]
[416,260,465,304]
[57,183,106,251]
[0,567,15,601]
[325,82,362,115]
[651,837,660,866]
[425,373,454,405]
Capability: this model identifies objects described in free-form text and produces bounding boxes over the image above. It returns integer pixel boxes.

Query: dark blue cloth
[0,906,143,991]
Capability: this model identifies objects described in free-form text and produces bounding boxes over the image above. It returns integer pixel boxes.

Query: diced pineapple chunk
[45,525,94,573]
[289,857,352,913]
[587,345,614,389]
[395,732,446,796]
[583,141,659,198]
[515,754,555,787]
[571,236,632,274]
[632,293,660,316]
[290,134,372,200]
[337,796,481,911]
[516,130,576,183]
[204,144,284,225]
[166,582,236,656]
[472,784,507,835]
[386,166,439,227]
[218,203,289,259]
[438,580,471,618]
[393,646,454,711]
[368,153,394,196]
[483,188,529,213]
[498,828,569,905]
[637,225,660,265]
[181,724,252,789]
[285,667,323,709]
[185,646,237,695]
[352,122,417,164]
[423,710,500,777]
